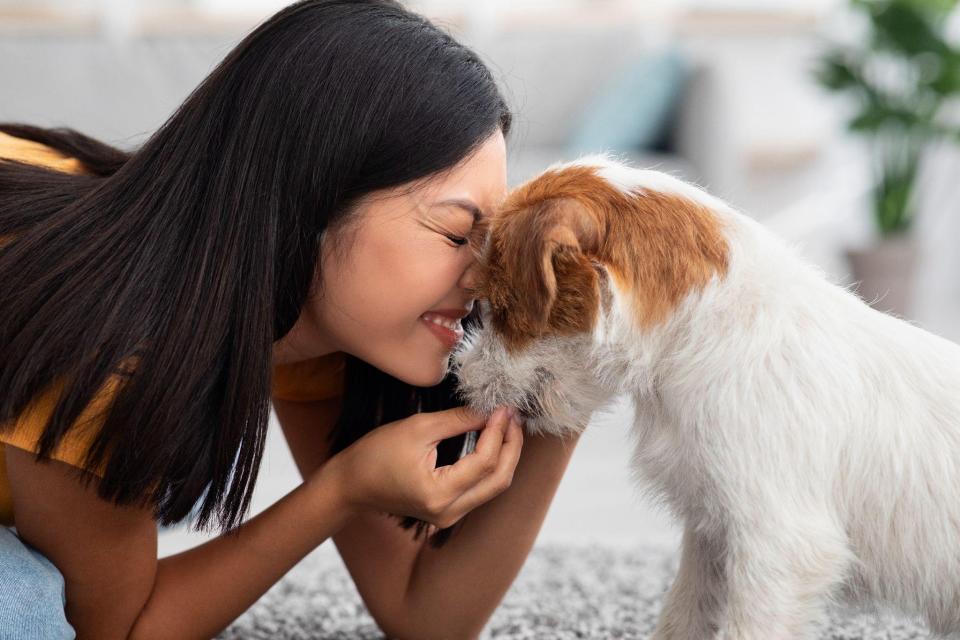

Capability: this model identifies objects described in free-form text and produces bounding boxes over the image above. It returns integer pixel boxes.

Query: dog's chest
[629,397,715,522]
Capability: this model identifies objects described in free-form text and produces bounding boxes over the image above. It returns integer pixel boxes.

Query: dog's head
[454,155,732,436]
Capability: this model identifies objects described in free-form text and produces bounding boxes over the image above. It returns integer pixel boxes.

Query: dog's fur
[454,155,960,639]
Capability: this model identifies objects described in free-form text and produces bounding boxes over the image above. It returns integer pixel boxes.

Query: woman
[0,1,581,638]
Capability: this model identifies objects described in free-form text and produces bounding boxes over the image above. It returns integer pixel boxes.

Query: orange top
[0,131,345,526]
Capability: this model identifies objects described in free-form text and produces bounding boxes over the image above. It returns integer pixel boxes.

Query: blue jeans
[0,526,75,639]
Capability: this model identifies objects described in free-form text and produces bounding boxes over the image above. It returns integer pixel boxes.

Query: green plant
[816,0,960,235]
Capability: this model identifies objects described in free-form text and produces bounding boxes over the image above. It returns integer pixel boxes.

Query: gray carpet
[217,543,933,639]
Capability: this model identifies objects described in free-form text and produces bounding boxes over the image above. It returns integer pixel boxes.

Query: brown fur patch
[479,165,730,352]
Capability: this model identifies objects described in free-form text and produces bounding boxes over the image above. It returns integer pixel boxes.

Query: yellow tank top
[0,131,345,526]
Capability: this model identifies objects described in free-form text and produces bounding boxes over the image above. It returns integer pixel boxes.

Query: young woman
[0,1,581,638]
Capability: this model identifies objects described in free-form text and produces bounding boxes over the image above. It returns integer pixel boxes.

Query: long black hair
[0,0,511,539]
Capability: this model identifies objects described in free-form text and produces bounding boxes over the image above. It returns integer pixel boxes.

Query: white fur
[454,157,960,639]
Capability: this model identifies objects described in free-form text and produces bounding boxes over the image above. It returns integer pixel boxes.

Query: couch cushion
[567,47,688,156]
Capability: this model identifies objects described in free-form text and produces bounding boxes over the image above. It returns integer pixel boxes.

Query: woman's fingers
[419,405,489,443]
[441,416,523,522]
[432,406,513,496]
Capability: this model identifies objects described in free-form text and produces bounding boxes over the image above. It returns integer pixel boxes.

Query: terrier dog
[454,155,960,639]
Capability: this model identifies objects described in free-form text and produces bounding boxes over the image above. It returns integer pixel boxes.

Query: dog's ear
[485,197,603,348]
[544,243,602,335]
[589,258,614,315]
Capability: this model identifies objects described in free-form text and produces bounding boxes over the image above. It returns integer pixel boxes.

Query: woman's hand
[319,406,523,529]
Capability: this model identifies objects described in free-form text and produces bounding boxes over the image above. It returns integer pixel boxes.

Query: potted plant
[815,0,960,317]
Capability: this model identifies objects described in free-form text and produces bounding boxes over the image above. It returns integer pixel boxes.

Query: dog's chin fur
[453,325,614,438]
[455,154,960,638]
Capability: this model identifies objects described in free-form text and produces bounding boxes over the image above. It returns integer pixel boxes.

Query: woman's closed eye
[445,234,469,246]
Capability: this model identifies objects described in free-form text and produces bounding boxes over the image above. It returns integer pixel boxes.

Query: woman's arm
[6,442,354,640]
[131,460,351,640]
[273,396,581,639]
[401,428,579,638]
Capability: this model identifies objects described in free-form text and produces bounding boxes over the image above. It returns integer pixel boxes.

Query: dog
[453,154,960,639]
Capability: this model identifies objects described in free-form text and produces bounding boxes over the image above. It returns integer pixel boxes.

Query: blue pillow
[566,47,688,155]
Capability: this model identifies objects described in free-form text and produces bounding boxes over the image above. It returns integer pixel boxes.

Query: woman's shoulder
[0,130,86,174]
[0,372,128,479]
[271,351,346,403]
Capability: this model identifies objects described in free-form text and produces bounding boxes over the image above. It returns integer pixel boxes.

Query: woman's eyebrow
[433,198,487,223]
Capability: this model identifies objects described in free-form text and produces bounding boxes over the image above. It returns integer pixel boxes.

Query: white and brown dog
[454,155,960,639]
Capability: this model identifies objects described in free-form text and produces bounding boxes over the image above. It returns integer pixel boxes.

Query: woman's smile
[420,311,466,349]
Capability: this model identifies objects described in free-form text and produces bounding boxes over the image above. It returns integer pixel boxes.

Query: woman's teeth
[421,312,462,331]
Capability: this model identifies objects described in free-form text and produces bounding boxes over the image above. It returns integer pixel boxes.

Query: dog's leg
[716,516,852,640]
[651,526,724,640]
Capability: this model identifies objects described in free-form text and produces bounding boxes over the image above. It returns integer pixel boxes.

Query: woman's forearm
[127,469,352,640]
[401,430,582,639]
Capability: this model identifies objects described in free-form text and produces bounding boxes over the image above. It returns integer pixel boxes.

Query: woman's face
[276,130,507,386]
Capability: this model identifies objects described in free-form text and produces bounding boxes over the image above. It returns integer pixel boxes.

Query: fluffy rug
[217,542,932,639]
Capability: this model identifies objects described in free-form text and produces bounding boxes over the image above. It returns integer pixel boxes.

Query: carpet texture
[217,543,933,639]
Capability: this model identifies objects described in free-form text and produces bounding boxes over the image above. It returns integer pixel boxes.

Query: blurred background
[2,0,958,557]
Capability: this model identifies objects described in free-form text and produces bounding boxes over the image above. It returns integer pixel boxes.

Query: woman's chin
[399,358,451,388]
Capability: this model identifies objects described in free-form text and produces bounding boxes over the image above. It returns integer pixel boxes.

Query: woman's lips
[420,312,464,349]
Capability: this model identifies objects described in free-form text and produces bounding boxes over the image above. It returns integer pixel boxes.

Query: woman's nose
[458,258,481,293]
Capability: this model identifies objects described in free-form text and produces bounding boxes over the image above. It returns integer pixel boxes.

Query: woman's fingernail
[506,406,517,420]
[494,406,509,421]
